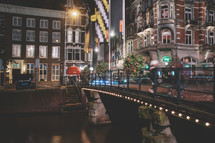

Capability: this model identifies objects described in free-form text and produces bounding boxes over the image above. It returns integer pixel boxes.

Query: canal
[0,111,142,143]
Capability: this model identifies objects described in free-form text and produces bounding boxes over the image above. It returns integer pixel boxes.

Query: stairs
[60,87,85,113]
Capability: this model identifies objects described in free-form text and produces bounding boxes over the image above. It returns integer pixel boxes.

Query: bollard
[177,68,182,104]
[153,68,158,99]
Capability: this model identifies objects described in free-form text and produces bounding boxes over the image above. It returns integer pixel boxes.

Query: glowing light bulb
[195,119,199,123]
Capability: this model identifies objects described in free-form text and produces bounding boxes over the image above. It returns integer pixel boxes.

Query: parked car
[15,74,35,90]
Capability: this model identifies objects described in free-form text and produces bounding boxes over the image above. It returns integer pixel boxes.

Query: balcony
[185,20,198,29]
[157,43,175,50]
[206,21,215,27]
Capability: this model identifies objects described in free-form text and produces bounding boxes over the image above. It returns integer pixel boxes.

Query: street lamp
[110,31,115,37]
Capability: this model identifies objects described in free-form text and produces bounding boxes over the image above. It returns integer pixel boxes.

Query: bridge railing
[75,67,215,109]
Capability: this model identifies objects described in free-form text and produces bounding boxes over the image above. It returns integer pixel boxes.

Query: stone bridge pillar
[82,89,111,125]
[139,106,177,143]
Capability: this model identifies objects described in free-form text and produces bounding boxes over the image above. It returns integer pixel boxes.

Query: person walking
[182,58,191,90]
[148,60,159,93]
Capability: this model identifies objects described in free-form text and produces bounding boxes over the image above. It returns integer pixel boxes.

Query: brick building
[0,0,91,87]
[126,0,215,67]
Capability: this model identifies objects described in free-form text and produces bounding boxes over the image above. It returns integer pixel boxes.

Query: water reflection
[0,112,141,143]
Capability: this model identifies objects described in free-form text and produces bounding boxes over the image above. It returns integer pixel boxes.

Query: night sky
[0,0,122,33]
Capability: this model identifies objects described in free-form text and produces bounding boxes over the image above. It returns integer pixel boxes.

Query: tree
[123,54,147,77]
[95,62,108,76]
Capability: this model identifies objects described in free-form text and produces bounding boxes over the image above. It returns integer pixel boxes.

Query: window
[12,29,22,41]
[74,49,80,60]
[52,32,61,43]
[40,19,48,28]
[12,44,21,57]
[39,46,47,58]
[185,30,192,45]
[144,36,147,47]
[52,21,61,29]
[26,30,35,42]
[206,31,208,44]
[26,18,35,28]
[209,32,214,45]
[26,63,34,74]
[67,29,73,43]
[52,65,60,81]
[127,42,130,54]
[67,49,73,60]
[26,45,35,58]
[12,16,22,26]
[161,5,168,18]
[52,46,60,58]
[185,8,192,20]
[209,10,214,22]
[75,30,81,43]
[39,64,47,81]
[150,33,154,45]
[40,31,48,42]
[162,30,171,44]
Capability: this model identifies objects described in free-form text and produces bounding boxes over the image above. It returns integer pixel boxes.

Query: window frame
[39,45,48,58]
[52,46,60,58]
[52,20,61,29]
[26,45,35,58]
[185,30,192,45]
[12,44,21,57]
[161,5,169,19]
[26,30,35,42]
[39,31,48,42]
[26,18,36,28]
[40,19,48,29]
[12,29,22,41]
[51,64,60,81]
[12,16,22,26]
[26,63,34,74]
[162,30,171,44]
[52,32,61,43]
[39,64,48,81]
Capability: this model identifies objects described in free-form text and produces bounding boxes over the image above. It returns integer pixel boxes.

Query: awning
[67,66,81,75]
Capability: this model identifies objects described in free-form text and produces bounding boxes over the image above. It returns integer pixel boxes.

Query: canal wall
[0,88,66,113]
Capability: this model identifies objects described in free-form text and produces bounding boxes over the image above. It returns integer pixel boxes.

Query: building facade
[65,0,90,73]
[125,0,215,67]
[0,0,91,86]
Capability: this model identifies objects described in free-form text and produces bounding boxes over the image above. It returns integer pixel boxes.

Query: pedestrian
[182,58,191,90]
[167,60,182,95]
[148,60,159,93]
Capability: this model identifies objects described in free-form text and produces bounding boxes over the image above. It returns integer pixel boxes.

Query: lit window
[12,29,22,41]
[162,30,171,44]
[39,46,47,58]
[209,10,214,22]
[40,19,48,28]
[12,16,22,26]
[67,29,73,43]
[185,8,192,20]
[26,30,35,42]
[52,46,60,58]
[186,30,192,45]
[0,14,5,27]
[40,31,48,42]
[209,32,214,45]
[26,18,35,28]
[52,21,61,29]
[26,63,34,74]
[75,30,81,43]
[52,65,60,81]
[150,33,154,45]
[161,5,169,18]
[39,64,47,81]
[12,44,21,57]
[26,45,35,58]
[52,32,61,43]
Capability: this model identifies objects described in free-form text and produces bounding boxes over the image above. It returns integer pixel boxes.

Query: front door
[12,69,21,85]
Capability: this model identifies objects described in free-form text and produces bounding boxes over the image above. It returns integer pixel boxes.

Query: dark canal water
[0,112,142,143]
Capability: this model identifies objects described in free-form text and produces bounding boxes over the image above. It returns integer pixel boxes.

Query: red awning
[67,66,81,75]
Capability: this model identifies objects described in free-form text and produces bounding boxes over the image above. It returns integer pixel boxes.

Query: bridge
[65,67,215,142]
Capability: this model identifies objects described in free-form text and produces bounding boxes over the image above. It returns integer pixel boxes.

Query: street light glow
[110,31,115,37]
[72,11,78,16]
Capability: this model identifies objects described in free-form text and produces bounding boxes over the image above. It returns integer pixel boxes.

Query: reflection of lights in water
[81,130,91,143]
[51,136,62,143]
